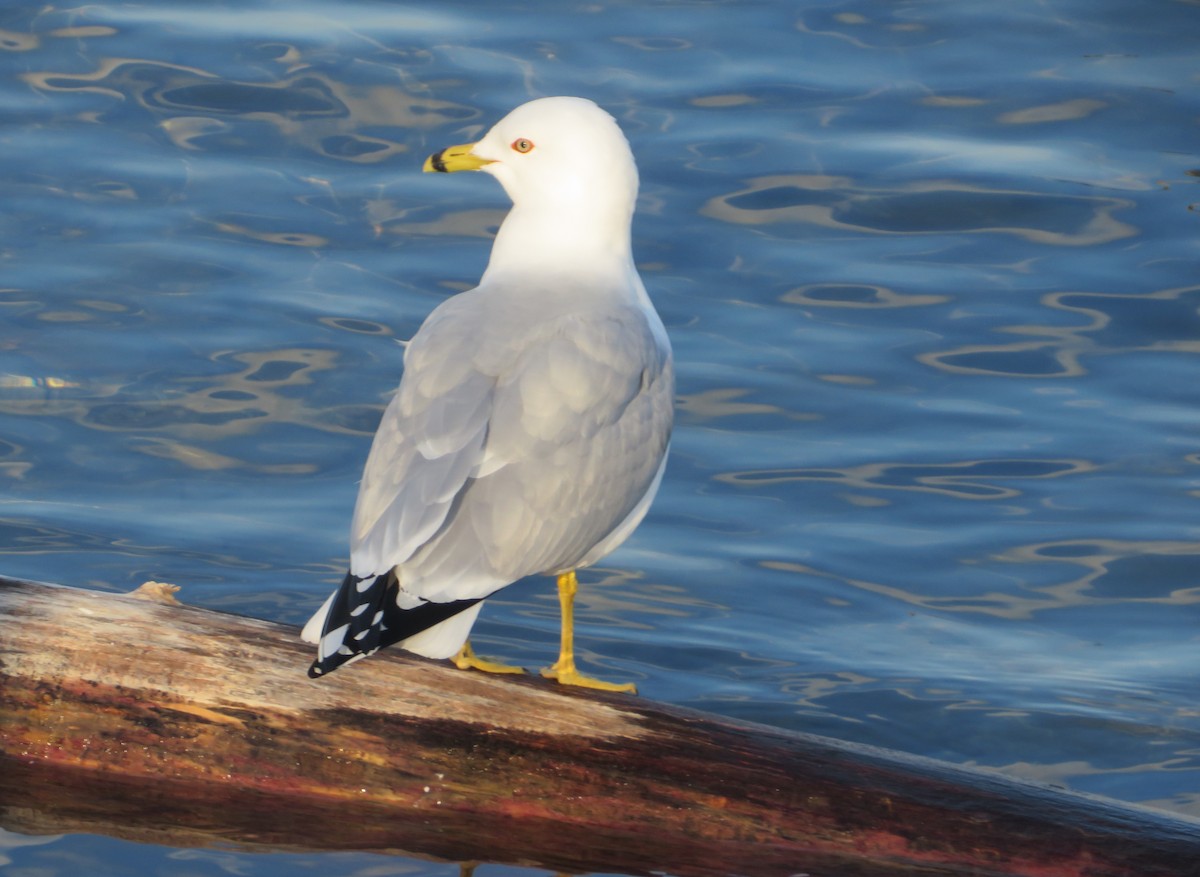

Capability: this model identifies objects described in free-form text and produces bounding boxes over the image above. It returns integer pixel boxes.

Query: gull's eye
[511,138,535,154]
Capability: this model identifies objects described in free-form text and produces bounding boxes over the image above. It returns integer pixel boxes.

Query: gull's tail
[303,570,482,678]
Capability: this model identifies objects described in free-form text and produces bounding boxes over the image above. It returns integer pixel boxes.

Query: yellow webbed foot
[541,657,637,694]
[452,641,525,675]
[545,569,637,693]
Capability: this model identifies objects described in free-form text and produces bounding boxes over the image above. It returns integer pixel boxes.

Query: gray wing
[349,291,496,580]
[350,292,673,605]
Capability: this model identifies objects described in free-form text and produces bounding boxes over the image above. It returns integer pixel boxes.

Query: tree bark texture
[1,576,1198,877]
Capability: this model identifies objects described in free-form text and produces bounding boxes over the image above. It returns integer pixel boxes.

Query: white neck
[481,200,635,287]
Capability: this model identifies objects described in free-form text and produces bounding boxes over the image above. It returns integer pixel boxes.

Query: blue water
[3,0,1200,873]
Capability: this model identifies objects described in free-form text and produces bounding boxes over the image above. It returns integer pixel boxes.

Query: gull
[302,97,673,693]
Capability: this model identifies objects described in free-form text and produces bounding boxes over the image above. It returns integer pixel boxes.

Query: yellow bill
[423,142,493,173]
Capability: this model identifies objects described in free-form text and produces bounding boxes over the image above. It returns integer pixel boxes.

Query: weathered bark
[1,576,1197,877]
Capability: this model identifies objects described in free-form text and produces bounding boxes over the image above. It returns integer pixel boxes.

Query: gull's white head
[424,97,640,276]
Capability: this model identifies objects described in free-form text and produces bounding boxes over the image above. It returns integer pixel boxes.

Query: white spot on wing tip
[319,623,350,660]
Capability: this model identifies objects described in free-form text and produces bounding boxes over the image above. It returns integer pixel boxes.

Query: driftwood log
[1,575,1198,877]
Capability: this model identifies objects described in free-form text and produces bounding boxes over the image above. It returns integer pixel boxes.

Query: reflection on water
[1,347,374,448]
[23,55,474,163]
[4,0,1200,875]
[782,282,949,309]
[764,536,1200,620]
[719,457,1094,501]
[704,174,1138,246]
[922,284,1200,377]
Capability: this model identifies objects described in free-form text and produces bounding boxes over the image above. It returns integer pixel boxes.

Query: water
[2,0,1199,873]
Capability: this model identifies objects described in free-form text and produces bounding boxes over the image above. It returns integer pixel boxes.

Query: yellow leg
[452,640,525,675]
[541,570,637,694]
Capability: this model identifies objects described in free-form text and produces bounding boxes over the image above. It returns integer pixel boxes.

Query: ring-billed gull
[302,97,673,693]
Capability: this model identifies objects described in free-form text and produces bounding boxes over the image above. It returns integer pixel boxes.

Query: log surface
[1,575,1198,877]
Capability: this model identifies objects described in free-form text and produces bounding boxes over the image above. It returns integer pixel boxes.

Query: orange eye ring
[511,138,535,154]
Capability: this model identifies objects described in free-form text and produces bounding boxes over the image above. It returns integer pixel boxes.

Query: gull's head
[424,97,639,221]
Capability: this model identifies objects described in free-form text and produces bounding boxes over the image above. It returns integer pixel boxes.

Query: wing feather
[349,293,497,577]
[398,306,672,600]
[348,288,673,608]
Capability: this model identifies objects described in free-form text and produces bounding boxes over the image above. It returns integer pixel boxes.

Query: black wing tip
[304,569,487,680]
[308,653,356,679]
[305,571,387,680]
